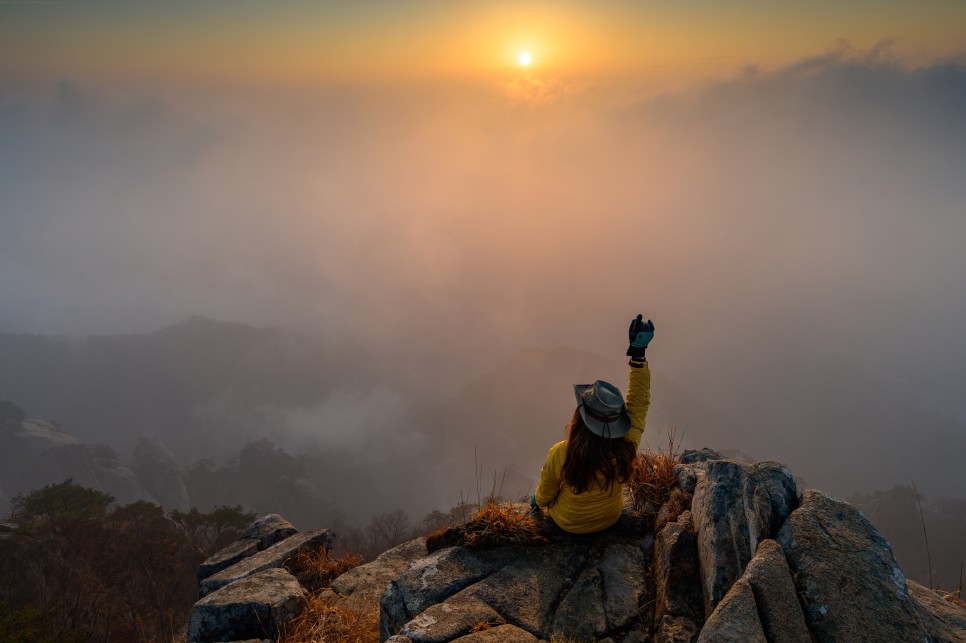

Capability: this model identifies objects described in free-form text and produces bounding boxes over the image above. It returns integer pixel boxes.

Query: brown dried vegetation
[426,501,548,552]
[284,547,364,593]
[469,617,506,632]
[280,548,375,643]
[280,592,379,643]
[628,437,687,525]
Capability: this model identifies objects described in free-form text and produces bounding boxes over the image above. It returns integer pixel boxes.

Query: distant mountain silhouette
[1,320,961,507]
[0,317,361,461]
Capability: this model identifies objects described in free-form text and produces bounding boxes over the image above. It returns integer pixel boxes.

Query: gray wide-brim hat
[573,379,632,439]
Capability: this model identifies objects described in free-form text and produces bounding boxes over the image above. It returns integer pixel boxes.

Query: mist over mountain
[1,318,962,530]
[0,316,368,461]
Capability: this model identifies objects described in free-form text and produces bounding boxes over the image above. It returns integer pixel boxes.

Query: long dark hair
[560,407,637,494]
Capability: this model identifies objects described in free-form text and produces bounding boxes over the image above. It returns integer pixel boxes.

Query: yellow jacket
[534,363,650,534]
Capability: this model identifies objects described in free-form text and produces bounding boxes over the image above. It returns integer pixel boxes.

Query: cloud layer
[1,47,965,460]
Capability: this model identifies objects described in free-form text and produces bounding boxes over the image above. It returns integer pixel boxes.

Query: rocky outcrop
[186,451,966,642]
[380,510,653,643]
[741,540,810,643]
[689,458,798,615]
[0,416,154,515]
[130,436,191,511]
[697,578,766,642]
[241,513,298,549]
[200,529,334,596]
[197,514,299,582]
[654,520,703,642]
[187,516,333,642]
[776,488,958,642]
[331,538,429,610]
[188,568,306,641]
[362,449,965,642]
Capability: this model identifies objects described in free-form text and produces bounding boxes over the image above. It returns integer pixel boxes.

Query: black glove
[626,314,655,359]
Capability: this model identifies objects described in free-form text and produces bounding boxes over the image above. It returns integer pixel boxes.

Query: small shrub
[426,525,463,553]
[463,502,548,549]
[280,592,378,643]
[628,438,684,520]
[425,501,547,552]
[284,547,364,593]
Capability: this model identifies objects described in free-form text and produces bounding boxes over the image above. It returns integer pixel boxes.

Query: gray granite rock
[679,449,723,464]
[197,539,260,583]
[400,593,503,643]
[551,564,607,640]
[905,580,966,643]
[380,510,653,642]
[451,623,539,642]
[331,537,426,610]
[777,489,943,643]
[457,542,586,636]
[743,539,810,643]
[691,459,797,615]
[597,542,649,631]
[187,568,305,642]
[199,529,334,596]
[380,543,520,639]
[654,522,703,643]
[241,513,298,549]
[696,578,767,643]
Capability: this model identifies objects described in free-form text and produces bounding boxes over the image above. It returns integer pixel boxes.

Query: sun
[518,51,532,67]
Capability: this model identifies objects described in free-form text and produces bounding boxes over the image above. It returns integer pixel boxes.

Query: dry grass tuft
[462,501,548,549]
[426,525,464,553]
[425,501,548,552]
[469,617,506,633]
[284,547,364,594]
[943,592,966,609]
[280,592,379,643]
[629,435,685,520]
[655,486,693,531]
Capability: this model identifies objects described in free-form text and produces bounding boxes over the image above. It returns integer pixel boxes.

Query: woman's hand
[626,314,654,359]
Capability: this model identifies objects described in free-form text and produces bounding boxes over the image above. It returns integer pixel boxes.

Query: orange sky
[1,1,964,86]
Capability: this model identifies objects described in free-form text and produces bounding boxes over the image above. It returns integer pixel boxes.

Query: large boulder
[200,529,334,596]
[742,539,810,643]
[197,539,261,583]
[198,514,299,582]
[331,537,427,610]
[380,509,653,643]
[690,459,797,615]
[776,489,950,642]
[241,513,298,549]
[187,567,306,642]
[696,578,766,643]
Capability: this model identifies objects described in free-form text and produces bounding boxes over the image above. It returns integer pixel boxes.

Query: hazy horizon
[2,2,966,523]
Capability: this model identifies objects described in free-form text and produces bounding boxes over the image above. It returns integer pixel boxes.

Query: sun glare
[518,51,532,66]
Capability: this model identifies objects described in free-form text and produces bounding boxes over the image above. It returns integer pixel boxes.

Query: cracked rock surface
[368,451,965,642]
[381,508,653,643]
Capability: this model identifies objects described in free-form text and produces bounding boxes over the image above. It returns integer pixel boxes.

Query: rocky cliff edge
[186,449,966,642]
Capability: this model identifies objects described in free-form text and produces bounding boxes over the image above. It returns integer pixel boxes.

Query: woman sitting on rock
[532,314,653,534]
